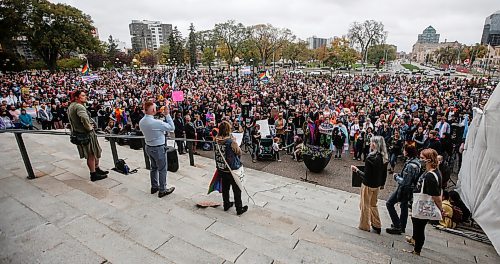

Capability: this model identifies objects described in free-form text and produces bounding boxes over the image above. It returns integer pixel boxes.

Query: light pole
[250,58,255,89]
[234,56,240,81]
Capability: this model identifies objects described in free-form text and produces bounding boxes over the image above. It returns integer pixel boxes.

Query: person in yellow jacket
[439,191,456,228]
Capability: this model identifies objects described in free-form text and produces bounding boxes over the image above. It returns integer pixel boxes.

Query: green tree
[168,26,184,65]
[10,0,100,72]
[188,23,197,69]
[57,57,84,70]
[348,20,386,64]
[214,20,249,64]
[0,0,30,51]
[154,44,170,64]
[367,44,396,68]
[201,47,215,69]
[282,40,309,69]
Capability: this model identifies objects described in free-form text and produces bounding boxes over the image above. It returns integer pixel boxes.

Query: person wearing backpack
[386,143,421,235]
[439,191,458,228]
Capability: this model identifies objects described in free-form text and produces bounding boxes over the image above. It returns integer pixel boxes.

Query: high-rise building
[417,26,440,44]
[481,11,500,46]
[307,36,328,50]
[129,20,172,53]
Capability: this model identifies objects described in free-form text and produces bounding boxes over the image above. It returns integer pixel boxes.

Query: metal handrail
[1,129,213,179]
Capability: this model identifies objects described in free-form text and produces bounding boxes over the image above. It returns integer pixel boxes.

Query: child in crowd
[272,137,281,162]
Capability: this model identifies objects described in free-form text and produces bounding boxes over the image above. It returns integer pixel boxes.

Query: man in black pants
[173,111,185,154]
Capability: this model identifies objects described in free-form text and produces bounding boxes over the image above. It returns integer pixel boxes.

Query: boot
[90,172,107,182]
[236,205,248,215]
[96,167,109,175]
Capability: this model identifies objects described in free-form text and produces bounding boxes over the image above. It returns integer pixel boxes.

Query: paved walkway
[0,133,498,264]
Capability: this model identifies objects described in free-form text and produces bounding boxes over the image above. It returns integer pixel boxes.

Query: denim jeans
[389,153,398,168]
[386,189,409,230]
[146,145,168,192]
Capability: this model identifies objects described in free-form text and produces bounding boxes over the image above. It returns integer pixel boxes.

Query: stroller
[257,137,275,160]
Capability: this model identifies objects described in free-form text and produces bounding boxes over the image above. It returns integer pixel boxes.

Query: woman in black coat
[351,136,389,234]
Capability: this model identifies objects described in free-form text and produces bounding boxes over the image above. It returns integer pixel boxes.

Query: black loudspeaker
[166,146,179,172]
[352,166,365,187]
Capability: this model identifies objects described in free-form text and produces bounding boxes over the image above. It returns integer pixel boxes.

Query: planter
[303,152,332,173]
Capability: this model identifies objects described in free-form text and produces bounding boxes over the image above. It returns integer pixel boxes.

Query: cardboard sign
[172,91,184,102]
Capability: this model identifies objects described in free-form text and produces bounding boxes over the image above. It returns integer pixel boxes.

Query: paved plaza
[0,133,499,264]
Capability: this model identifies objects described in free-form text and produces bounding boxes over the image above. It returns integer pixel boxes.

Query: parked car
[449,68,456,73]
[443,71,451,76]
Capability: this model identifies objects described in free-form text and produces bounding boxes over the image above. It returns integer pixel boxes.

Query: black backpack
[114,159,130,174]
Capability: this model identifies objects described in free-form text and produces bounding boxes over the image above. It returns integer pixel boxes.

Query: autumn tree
[282,40,309,69]
[214,20,249,64]
[348,20,386,64]
[139,49,157,67]
[248,24,294,65]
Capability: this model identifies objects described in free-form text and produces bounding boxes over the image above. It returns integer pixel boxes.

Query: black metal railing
[0,129,213,179]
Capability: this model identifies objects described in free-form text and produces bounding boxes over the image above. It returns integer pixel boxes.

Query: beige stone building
[411,41,462,63]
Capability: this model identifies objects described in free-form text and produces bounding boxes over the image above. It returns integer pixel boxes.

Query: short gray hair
[370,136,389,163]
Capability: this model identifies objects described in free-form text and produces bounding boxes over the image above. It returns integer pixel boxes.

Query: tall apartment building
[129,20,172,53]
[481,11,500,46]
[307,36,328,49]
[417,26,440,44]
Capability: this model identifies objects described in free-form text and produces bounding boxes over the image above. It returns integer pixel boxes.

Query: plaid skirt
[77,131,102,159]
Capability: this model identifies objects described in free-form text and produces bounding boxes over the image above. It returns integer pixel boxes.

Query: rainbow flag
[207,170,222,194]
[81,63,90,75]
[258,70,270,83]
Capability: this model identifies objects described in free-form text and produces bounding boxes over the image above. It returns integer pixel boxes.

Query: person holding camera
[139,101,176,198]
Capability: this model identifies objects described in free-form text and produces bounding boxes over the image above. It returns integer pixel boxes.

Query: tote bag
[412,171,442,221]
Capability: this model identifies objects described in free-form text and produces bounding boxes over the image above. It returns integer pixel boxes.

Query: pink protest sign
[172,91,184,102]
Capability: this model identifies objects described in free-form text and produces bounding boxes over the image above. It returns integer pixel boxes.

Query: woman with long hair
[405,148,443,256]
[351,136,389,234]
[214,121,248,215]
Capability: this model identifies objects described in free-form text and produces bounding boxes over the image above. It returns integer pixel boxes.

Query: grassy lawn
[401,64,420,71]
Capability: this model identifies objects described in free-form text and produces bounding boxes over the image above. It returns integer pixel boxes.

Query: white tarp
[457,83,500,254]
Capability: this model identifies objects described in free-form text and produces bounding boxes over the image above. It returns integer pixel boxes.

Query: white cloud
[52,0,498,52]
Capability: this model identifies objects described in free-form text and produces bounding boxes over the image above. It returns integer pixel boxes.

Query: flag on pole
[81,63,90,75]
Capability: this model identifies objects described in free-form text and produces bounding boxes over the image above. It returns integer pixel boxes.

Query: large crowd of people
[1,69,494,164]
[1,67,492,255]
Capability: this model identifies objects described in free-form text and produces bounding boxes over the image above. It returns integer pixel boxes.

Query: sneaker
[236,205,248,215]
[353,157,356,160]
[158,187,175,198]
[278,159,282,162]
[151,187,159,194]
[386,227,402,235]
[252,159,256,163]
[357,158,361,161]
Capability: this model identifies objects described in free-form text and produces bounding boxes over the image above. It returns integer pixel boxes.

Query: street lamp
[250,58,255,89]
[234,57,240,80]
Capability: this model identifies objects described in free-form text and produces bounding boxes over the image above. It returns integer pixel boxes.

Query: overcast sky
[53,0,498,52]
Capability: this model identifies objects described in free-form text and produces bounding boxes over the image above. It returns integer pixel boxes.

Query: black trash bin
[352,165,365,187]
[166,146,179,172]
